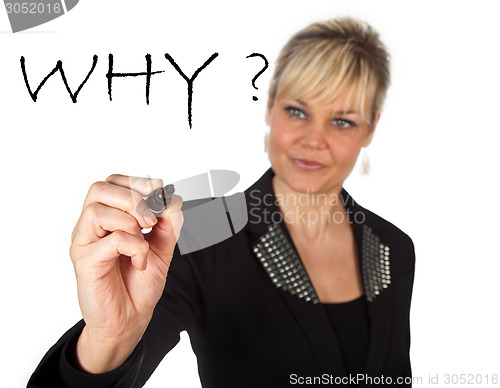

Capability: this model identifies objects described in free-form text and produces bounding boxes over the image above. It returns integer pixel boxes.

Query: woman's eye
[285,106,307,119]
[332,118,355,129]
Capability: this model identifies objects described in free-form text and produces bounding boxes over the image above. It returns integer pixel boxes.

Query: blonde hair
[268,17,390,123]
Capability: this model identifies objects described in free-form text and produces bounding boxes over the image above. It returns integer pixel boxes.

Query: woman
[28,17,415,387]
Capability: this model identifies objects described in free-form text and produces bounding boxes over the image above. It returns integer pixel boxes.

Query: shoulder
[361,205,414,252]
[347,196,415,276]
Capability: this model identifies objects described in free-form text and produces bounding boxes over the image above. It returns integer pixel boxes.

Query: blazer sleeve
[27,246,209,388]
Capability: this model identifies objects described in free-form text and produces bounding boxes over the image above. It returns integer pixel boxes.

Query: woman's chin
[272,165,342,195]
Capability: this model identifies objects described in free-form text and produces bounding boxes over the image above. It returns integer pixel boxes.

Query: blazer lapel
[252,222,348,376]
[347,191,393,376]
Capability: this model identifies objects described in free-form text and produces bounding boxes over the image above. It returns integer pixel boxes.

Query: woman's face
[266,91,379,196]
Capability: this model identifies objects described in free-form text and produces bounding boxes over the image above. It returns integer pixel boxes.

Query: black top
[323,296,370,375]
[27,168,416,388]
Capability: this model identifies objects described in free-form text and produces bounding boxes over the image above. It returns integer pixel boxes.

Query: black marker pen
[145,184,175,216]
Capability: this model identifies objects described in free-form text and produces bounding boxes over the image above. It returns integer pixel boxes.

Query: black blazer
[28,169,416,388]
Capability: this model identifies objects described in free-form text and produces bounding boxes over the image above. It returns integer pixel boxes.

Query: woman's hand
[69,174,183,373]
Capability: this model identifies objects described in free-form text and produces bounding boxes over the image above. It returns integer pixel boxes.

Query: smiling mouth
[291,158,325,171]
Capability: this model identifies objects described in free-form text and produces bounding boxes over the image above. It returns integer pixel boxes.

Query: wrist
[75,326,141,374]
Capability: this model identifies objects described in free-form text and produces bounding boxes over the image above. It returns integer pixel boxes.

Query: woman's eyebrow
[332,109,360,115]
[291,99,308,107]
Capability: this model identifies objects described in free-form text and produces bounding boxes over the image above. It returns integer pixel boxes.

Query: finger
[146,195,184,262]
[72,202,144,245]
[158,195,183,230]
[72,230,150,272]
[154,194,183,218]
[105,174,164,197]
[83,181,157,229]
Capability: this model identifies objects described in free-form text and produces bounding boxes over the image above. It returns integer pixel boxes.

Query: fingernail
[144,215,158,226]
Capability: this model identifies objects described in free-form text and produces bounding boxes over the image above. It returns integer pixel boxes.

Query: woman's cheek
[269,130,289,155]
[330,140,361,167]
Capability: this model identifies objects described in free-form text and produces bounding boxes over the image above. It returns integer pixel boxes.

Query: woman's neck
[271,176,350,241]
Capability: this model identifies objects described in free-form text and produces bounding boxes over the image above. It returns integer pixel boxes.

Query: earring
[360,149,370,175]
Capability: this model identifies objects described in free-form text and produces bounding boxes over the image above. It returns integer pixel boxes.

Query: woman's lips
[292,158,325,171]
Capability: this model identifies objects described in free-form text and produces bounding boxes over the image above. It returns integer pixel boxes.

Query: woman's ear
[363,112,381,147]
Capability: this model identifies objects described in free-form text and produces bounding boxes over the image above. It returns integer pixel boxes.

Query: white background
[1,0,500,386]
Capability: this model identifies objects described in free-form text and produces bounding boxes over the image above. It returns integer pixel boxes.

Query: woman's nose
[300,121,328,149]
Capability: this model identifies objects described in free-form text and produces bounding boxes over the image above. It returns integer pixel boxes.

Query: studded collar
[245,168,391,303]
[244,168,394,377]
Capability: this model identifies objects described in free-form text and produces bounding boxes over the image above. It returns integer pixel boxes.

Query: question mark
[246,53,269,101]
